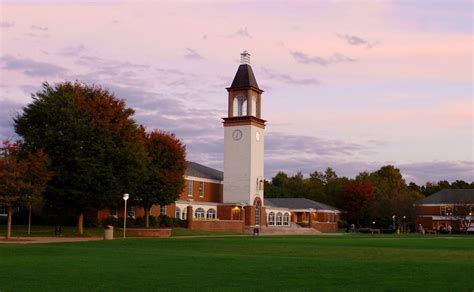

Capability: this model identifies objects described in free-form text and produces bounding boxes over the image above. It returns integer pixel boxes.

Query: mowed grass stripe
[1,236,473,291]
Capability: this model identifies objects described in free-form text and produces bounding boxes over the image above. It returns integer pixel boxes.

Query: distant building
[99,51,341,233]
[415,189,474,231]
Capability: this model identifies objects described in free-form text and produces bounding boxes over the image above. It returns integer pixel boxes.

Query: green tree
[0,141,52,239]
[14,82,147,235]
[136,130,186,228]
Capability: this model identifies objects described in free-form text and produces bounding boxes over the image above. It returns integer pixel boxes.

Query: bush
[102,216,118,227]
[159,215,173,227]
[135,216,145,227]
[338,220,347,228]
[149,216,158,227]
[84,216,99,227]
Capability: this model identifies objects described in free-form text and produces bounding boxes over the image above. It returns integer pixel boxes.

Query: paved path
[0,237,103,244]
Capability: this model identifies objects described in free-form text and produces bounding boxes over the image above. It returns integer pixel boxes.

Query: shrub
[149,216,158,227]
[102,216,118,227]
[159,215,173,227]
[84,216,99,227]
[135,216,145,227]
[338,220,347,228]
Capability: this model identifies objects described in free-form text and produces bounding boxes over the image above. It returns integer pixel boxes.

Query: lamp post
[403,216,406,234]
[123,193,129,238]
[392,215,396,230]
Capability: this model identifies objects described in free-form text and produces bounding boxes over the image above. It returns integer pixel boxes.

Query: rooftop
[416,189,474,205]
[185,161,223,181]
[265,198,340,212]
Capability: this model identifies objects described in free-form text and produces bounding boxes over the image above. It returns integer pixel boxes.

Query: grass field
[0,225,240,237]
[1,234,473,291]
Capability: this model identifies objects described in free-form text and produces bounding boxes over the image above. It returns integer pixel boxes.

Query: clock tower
[223,51,265,214]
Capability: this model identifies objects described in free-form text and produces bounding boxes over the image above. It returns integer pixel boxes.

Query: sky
[0,0,472,184]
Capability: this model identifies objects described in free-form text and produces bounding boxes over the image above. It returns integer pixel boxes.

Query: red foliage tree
[336,180,375,226]
[0,141,52,239]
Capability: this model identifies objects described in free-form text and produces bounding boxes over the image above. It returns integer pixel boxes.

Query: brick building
[98,51,341,233]
[415,189,474,232]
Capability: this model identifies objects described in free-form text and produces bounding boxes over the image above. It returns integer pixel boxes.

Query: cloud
[184,48,204,60]
[398,161,474,184]
[0,21,15,28]
[229,27,251,38]
[57,44,87,56]
[291,51,356,66]
[260,67,320,86]
[30,25,48,31]
[0,55,67,77]
[337,33,378,48]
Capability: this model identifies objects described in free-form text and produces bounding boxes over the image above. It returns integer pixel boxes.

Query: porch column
[309,211,313,227]
[187,206,194,229]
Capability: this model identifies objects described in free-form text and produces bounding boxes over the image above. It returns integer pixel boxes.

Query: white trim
[184,175,222,184]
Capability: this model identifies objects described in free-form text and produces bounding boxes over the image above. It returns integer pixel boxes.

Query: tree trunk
[144,206,150,228]
[77,213,84,235]
[6,205,14,240]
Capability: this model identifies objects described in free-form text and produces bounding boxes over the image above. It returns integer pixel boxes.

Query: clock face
[232,130,242,141]
[255,131,261,141]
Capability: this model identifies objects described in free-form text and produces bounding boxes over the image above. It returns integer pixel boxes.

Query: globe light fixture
[123,193,129,238]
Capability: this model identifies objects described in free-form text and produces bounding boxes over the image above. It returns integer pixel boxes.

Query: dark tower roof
[228,64,262,92]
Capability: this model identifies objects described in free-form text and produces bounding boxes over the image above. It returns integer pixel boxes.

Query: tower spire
[240,50,251,65]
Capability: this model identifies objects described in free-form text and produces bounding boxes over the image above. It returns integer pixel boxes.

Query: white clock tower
[223,51,265,211]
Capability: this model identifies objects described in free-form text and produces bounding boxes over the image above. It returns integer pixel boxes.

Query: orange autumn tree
[0,141,52,239]
[136,130,186,228]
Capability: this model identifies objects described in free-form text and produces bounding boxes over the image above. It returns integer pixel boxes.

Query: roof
[265,198,340,212]
[416,189,474,205]
[185,161,223,181]
[228,64,261,91]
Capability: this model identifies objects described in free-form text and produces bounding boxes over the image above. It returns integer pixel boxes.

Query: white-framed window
[187,180,193,197]
[160,205,167,216]
[0,204,7,216]
[128,206,136,218]
[182,210,187,220]
[268,212,275,226]
[195,208,205,219]
[283,213,289,226]
[276,212,282,226]
[206,208,217,219]
[175,207,181,219]
[110,207,117,217]
[199,182,205,197]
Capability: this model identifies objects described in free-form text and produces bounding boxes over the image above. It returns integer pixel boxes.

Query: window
[0,204,6,216]
[175,207,181,219]
[276,212,283,226]
[283,213,290,226]
[160,205,167,216]
[207,208,217,219]
[268,212,275,226]
[182,210,187,220]
[233,96,247,116]
[255,203,261,226]
[195,208,205,219]
[199,182,205,197]
[109,207,117,217]
[128,206,136,217]
[187,180,193,196]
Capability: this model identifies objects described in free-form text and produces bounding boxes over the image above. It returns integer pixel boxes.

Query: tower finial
[240,50,251,65]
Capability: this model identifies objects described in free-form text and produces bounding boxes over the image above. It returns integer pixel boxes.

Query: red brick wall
[311,222,338,233]
[419,206,440,215]
[179,180,222,203]
[191,220,244,233]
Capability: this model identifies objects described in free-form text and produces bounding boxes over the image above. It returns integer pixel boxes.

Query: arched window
[268,212,275,226]
[175,207,181,219]
[206,208,216,219]
[276,212,282,226]
[283,213,290,226]
[251,96,257,117]
[232,207,241,220]
[195,208,205,219]
[160,205,166,216]
[233,96,247,116]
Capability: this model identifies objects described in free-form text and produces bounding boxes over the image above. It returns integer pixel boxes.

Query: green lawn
[0,225,239,238]
[1,235,473,291]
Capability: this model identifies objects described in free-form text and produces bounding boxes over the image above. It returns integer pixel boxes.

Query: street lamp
[403,215,406,234]
[123,193,129,238]
[392,215,396,230]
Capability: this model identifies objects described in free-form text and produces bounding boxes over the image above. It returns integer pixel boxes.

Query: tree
[336,180,375,226]
[14,82,147,235]
[0,141,51,239]
[136,130,186,228]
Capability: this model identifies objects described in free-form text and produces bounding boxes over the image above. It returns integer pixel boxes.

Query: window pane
[188,180,193,196]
